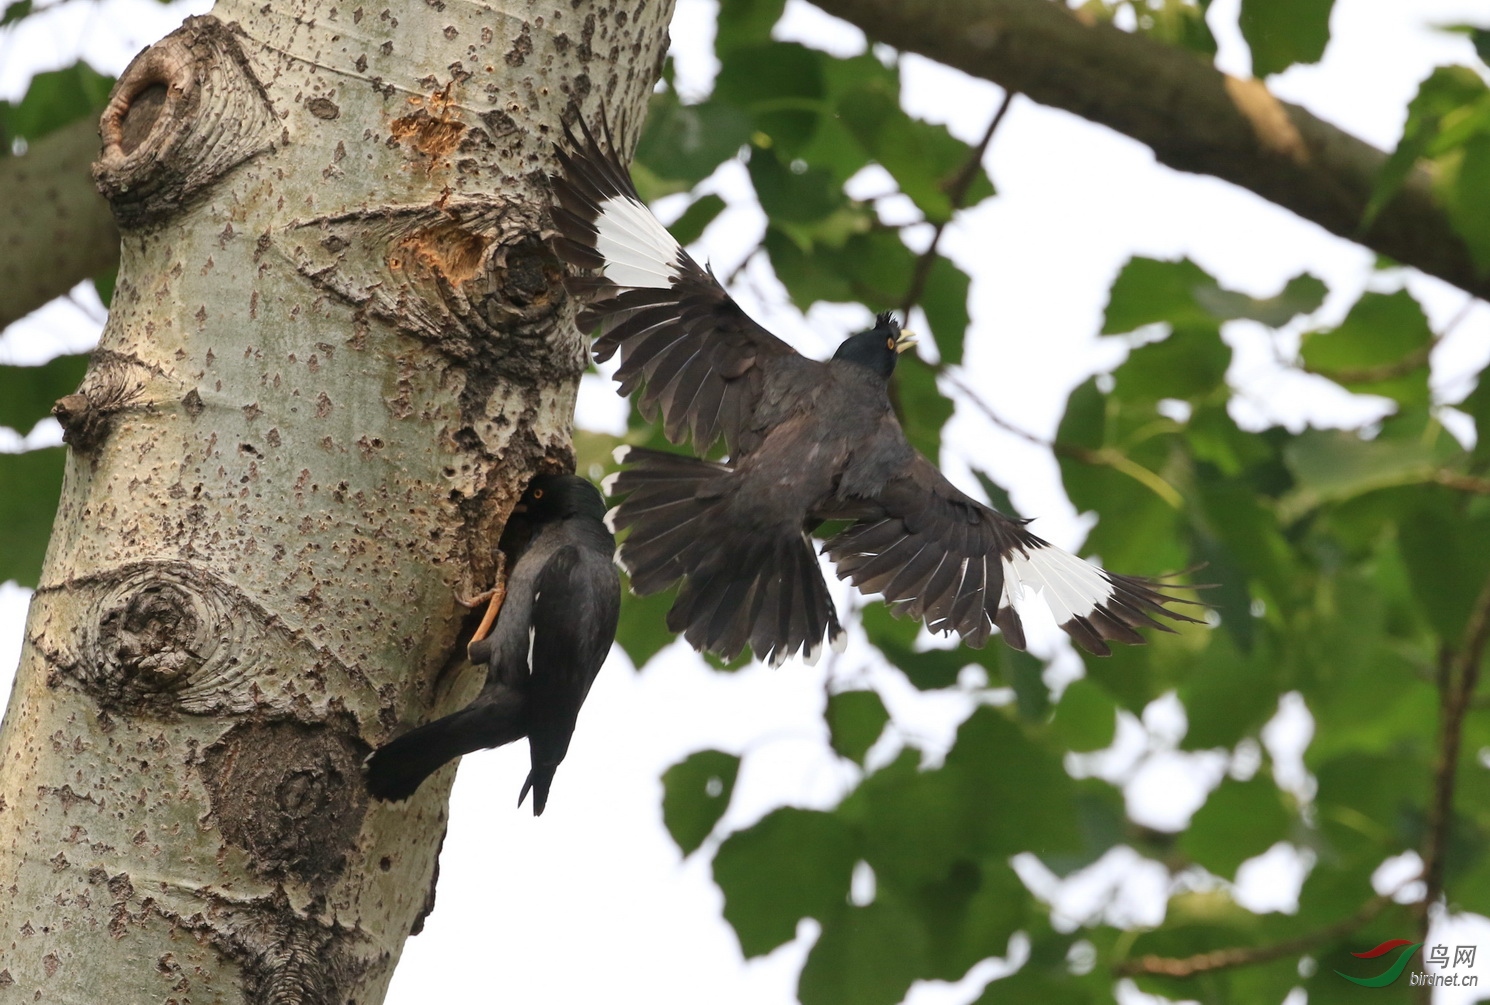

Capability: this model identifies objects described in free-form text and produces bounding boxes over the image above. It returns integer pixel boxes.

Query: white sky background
[3,0,1490,1002]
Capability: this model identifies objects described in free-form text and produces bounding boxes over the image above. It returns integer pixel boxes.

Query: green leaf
[1279,425,1453,522]
[1366,66,1489,225]
[1300,290,1433,406]
[798,895,928,1005]
[713,807,859,957]
[914,858,1029,979]
[1050,678,1117,753]
[613,581,677,669]
[917,255,970,365]
[1,0,33,28]
[1179,776,1292,878]
[0,448,65,587]
[843,749,971,887]
[1102,257,1220,335]
[1461,364,1490,465]
[715,42,826,154]
[1046,778,1126,877]
[1105,258,1323,336]
[1001,645,1051,722]
[1057,380,1187,576]
[661,749,740,855]
[748,144,842,226]
[1193,271,1328,327]
[1396,489,1490,641]
[835,87,993,224]
[764,226,911,309]
[945,707,1081,857]
[1112,322,1231,404]
[1313,752,1424,855]
[894,357,954,462]
[860,603,967,690]
[1454,24,1490,66]
[1438,131,1490,271]
[826,690,890,766]
[1239,0,1335,76]
[715,0,787,53]
[1179,634,1281,750]
[635,95,752,190]
[0,355,88,433]
[2,62,114,145]
[667,194,726,246]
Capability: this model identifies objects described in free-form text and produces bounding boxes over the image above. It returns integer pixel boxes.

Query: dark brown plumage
[552,115,1202,665]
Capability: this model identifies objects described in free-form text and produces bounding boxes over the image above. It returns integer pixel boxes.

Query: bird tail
[605,447,844,665]
[364,691,525,802]
[519,764,558,816]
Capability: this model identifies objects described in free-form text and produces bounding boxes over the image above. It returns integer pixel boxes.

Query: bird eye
[532,489,544,499]
[886,337,895,350]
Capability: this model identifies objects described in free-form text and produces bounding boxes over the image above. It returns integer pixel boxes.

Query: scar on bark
[200,720,369,884]
[93,15,278,229]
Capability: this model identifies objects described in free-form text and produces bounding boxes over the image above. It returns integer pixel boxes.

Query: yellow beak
[894,331,919,354]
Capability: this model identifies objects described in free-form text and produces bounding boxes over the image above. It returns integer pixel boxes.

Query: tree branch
[944,369,1185,507]
[1434,471,1490,496]
[898,88,1014,323]
[1116,894,1395,977]
[1419,568,1490,928]
[811,0,1490,301]
[0,117,119,329]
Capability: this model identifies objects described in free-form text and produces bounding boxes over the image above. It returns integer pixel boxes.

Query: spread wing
[821,454,1203,655]
[550,115,803,456]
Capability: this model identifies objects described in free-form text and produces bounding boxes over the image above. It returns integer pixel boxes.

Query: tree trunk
[0,0,670,999]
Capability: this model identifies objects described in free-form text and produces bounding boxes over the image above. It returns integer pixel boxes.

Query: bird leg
[457,552,508,663]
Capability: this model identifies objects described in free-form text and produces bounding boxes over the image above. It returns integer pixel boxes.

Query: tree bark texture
[0,119,120,329]
[0,0,670,1000]
[813,0,1490,300]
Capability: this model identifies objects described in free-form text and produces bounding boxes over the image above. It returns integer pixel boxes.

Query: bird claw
[459,552,509,662]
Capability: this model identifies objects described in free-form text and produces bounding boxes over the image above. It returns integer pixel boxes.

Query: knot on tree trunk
[93,15,279,229]
[38,561,364,718]
[278,197,577,374]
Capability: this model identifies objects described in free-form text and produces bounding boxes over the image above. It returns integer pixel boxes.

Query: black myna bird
[551,116,1201,665]
[365,474,620,813]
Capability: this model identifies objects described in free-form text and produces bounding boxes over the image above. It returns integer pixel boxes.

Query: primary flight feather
[551,114,1201,665]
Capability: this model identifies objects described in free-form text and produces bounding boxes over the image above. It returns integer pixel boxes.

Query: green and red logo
[1335,939,1422,987]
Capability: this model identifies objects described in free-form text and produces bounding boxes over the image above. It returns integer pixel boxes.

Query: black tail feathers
[519,764,558,816]
[607,448,844,665]
[364,691,525,802]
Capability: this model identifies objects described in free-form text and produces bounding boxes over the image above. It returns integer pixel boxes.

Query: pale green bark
[0,0,671,1000]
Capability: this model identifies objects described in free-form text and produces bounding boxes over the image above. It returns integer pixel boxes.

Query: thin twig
[1301,343,1434,385]
[722,244,762,288]
[1419,568,1490,930]
[1435,471,1490,496]
[943,369,1185,509]
[1116,894,1395,978]
[897,90,1016,325]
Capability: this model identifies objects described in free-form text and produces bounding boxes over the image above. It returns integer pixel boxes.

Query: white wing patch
[1002,543,1113,625]
[527,626,537,670]
[594,195,683,289]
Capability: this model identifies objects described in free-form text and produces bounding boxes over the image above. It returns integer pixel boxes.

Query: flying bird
[550,115,1201,665]
[365,474,620,814]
